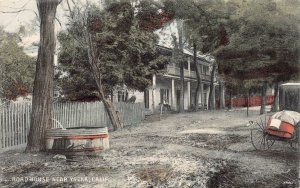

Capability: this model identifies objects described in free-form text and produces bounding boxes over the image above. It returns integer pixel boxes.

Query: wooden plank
[24,104,27,143]
[13,103,17,146]
[5,105,8,148]
[19,104,22,145]
[79,102,82,127]
[73,102,77,127]
[0,105,3,148]
[100,102,103,126]
[88,102,92,126]
[82,102,85,127]
[95,102,98,126]
[93,102,97,127]
[11,104,14,147]
[89,102,92,126]
[17,103,21,145]
[52,103,56,128]
[72,103,75,127]
[71,102,74,127]
[21,104,24,144]
[78,102,81,127]
[94,102,97,127]
[16,104,19,145]
[8,104,12,147]
[24,104,28,143]
[16,103,19,145]
[59,103,63,128]
[9,104,12,147]
[63,102,66,128]
[0,101,146,151]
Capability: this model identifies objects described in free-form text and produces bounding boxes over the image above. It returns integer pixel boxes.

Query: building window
[118,91,128,102]
[160,89,170,104]
[203,65,209,75]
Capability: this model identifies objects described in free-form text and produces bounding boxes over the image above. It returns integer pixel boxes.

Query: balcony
[166,65,211,81]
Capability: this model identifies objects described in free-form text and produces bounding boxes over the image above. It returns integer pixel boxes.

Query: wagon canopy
[279,83,300,112]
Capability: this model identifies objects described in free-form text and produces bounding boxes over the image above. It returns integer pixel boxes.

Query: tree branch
[0,9,39,19]
[55,17,62,27]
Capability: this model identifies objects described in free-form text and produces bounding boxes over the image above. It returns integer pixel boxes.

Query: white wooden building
[113,46,216,113]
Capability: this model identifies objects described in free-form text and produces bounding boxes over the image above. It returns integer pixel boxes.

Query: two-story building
[113,45,215,113]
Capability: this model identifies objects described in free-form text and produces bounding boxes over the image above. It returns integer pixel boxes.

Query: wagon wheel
[289,141,298,151]
[289,126,299,151]
[250,116,275,150]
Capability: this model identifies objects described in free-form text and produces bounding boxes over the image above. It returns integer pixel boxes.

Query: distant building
[112,45,216,112]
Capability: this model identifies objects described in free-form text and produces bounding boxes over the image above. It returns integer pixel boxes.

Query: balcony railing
[166,65,211,81]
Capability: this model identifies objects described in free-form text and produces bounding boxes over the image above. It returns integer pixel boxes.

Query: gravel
[0,107,298,187]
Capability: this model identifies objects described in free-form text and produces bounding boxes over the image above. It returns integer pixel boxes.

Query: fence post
[0,104,3,148]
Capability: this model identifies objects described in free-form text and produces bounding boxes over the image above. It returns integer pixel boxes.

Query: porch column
[220,81,225,109]
[171,79,176,109]
[187,58,191,108]
[207,86,210,108]
[187,81,191,108]
[212,84,216,109]
[152,74,156,112]
[200,83,204,105]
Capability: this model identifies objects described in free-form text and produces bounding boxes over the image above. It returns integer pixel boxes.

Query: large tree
[26,0,61,152]
[163,0,232,110]
[216,0,300,114]
[0,28,35,100]
[59,1,168,130]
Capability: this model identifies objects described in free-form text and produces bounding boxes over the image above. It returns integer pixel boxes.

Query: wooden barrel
[46,127,109,156]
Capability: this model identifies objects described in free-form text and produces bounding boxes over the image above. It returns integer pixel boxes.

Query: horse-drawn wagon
[250,83,300,150]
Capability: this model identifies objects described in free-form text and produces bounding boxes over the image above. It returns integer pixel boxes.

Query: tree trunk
[228,91,232,110]
[271,81,279,112]
[101,93,122,130]
[208,63,216,110]
[110,89,114,102]
[193,42,202,111]
[26,0,60,152]
[219,81,225,109]
[86,34,122,131]
[260,82,267,114]
[179,61,184,113]
[177,19,184,113]
[94,70,122,131]
[247,90,250,117]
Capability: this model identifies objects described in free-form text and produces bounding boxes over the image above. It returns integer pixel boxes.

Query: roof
[156,45,213,64]
[155,20,214,64]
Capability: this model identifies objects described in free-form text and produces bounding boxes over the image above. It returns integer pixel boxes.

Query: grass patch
[135,166,173,186]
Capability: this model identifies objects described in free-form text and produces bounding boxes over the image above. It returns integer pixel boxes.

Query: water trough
[46,126,109,156]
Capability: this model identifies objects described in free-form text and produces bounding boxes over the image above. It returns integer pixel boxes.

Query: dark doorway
[144,90,149,109]
[176,89,181,111]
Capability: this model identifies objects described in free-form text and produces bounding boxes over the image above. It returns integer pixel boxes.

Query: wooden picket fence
[0,102,145,150]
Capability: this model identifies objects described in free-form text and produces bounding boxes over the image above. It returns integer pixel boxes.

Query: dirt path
[0,108,298,188]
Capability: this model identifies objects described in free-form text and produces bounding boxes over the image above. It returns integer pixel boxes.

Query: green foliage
[163,0,232,53]
[0,27,35,99]
[56,1,169,101]
[216,0,300,90]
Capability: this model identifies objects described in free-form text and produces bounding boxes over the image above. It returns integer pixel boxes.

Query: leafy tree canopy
[0,27,35,100]
[56,1,169,101]
[216,0,300,84]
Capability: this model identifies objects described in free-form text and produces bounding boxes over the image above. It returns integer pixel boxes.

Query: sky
[0,0,88,57]
[0,0,106,32]
[0,0,211,60]
[0,0,40,32]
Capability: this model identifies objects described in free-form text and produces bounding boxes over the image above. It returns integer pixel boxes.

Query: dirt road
[0,108,298,187]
